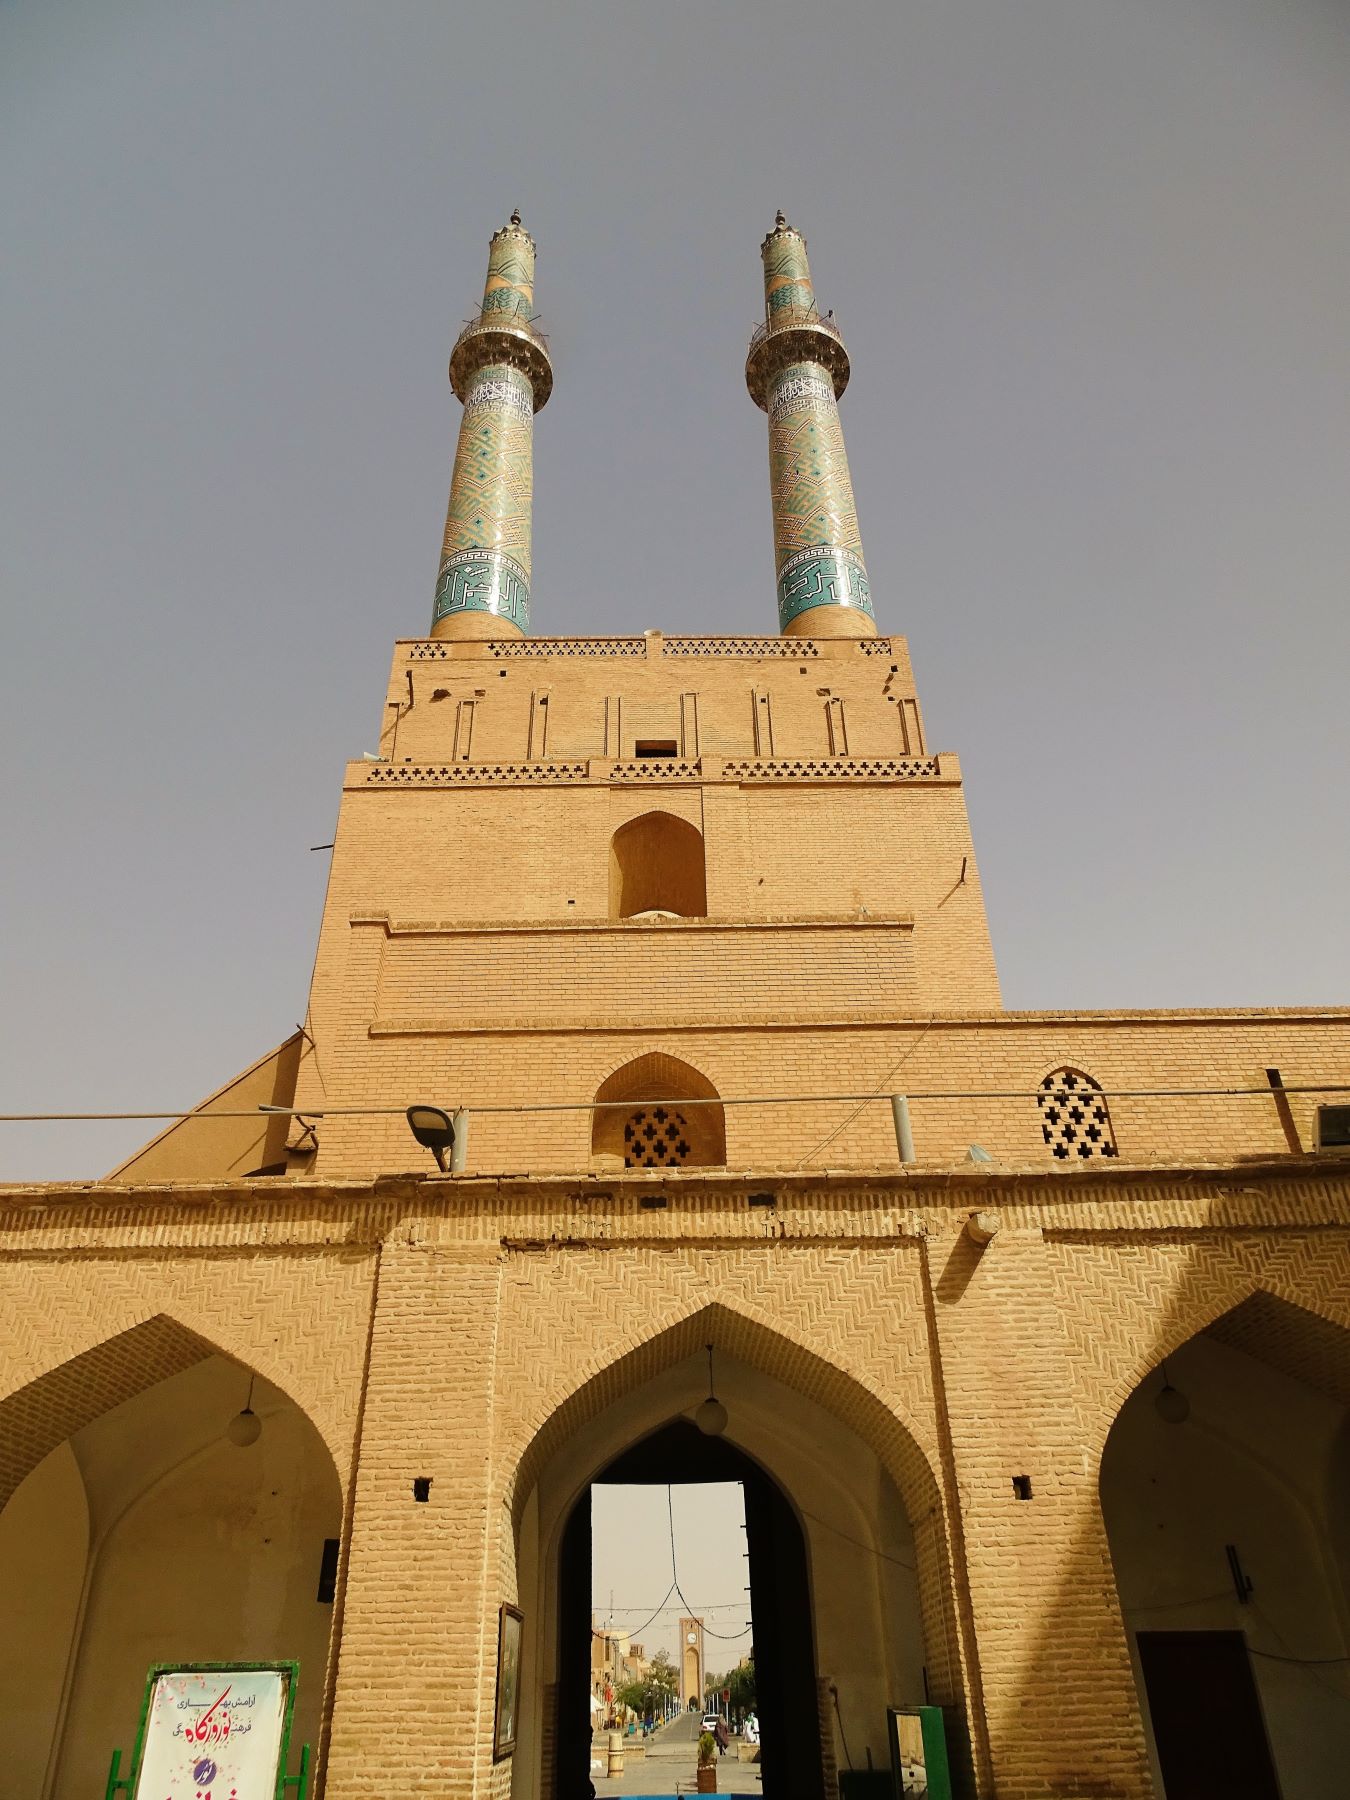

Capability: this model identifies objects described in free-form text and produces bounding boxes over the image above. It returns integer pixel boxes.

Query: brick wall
[4,1164,1350,1799]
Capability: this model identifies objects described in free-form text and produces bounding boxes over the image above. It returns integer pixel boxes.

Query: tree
[705,1658,756,1716]
[619,1648,679,1722]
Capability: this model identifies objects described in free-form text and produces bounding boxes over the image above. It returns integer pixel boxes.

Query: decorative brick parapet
[350,754,948,787]
[395,634,899,662]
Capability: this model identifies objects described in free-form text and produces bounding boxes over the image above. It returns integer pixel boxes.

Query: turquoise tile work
[433,217,550,633]
[746,218,875,634]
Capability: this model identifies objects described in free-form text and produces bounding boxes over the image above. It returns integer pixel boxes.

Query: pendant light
[1154,1362,1190,1425]
[695,1342,728,1437]
[227,1373,263,1447]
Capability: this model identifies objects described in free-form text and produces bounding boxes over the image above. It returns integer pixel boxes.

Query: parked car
[701,1715,720,1732]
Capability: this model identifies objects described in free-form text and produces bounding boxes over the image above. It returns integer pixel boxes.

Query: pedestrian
[714,1718,730,1758]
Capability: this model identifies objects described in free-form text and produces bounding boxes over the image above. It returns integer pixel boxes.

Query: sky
[592,1483,752,1673]
[3,0,1349,1190]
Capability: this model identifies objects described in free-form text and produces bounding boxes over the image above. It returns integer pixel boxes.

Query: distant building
[678,1616,705,1710]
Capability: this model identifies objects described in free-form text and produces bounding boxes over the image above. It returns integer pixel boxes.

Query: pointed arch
[510,1298,940,1528]
[591,1052,725,1168]
[609,811,707,919]
[0,1313,345,1800]
[1091,1278,1350,1460]
[0,1314,214,1511]
[506,1297,966,1704]
[1098,1285,1350,1797]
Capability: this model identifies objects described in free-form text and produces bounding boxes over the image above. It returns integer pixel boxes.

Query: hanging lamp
[695,1342,728,1437]
[227,1373,263,1447]
[1154,1362,1190,1425]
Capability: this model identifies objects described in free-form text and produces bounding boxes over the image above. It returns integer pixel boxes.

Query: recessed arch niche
[609,812,707,920]
[1099,1290,1350,1800]
[591,1053,726,1170]
[0,1315,342,1800]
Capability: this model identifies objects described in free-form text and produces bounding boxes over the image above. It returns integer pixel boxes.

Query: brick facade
[4,627,1349,1800]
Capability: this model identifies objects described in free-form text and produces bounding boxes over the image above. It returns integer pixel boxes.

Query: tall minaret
[745,214,876,639]
[431,212,553,640]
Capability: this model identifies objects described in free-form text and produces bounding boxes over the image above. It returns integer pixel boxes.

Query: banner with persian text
[132,1668,289,1800]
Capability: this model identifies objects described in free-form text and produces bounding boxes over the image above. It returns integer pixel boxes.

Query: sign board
[122,1664,298,1800]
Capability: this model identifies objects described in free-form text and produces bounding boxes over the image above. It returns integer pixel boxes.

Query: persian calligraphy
[131,1667,290,1800]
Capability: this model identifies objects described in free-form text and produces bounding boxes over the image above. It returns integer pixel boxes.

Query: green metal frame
[104,1660,308,1800]
[887,1704,952,1800]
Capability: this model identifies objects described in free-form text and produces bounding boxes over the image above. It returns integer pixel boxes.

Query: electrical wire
[665,1486,753,1643]
[830,1684,854,1773]
[796,1506,916,1573]
[1248,1648,1350,1665]
[3,1079,1347,1124]
[591,1582,677,1642]
[795,1021,934,1170]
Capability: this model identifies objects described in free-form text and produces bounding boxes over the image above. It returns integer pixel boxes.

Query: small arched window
[592,1053,726,1169]
[1037,1067,1118,1161]
[609,812,707,920]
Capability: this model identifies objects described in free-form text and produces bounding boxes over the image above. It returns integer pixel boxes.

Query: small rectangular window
[635,739,678,759]
[317,1537,340,1603]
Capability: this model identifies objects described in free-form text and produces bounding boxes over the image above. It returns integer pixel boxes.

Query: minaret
[431,212,553,640]
[745,214,876,639]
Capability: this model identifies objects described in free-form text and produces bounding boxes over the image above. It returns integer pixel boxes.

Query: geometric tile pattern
[1037,1067,1119,1160]
[767,360,873,631]
[436,362,535,632]
[481,219,535,322]
[762,225,816,318]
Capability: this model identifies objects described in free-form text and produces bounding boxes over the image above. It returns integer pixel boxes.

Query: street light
[406,1105,456,1172]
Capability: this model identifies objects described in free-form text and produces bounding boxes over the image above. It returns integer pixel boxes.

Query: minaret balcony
[745,307,850,409]
[449,316,553,409]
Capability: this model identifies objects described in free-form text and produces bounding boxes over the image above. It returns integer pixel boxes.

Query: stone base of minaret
[783,605,876,640]
[430,612,525,643]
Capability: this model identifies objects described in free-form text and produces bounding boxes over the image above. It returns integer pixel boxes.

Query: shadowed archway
[557,1420,822,1800]
[506,1301,974,1800]
[0,1314,342,1800]
[1100,1290,1350,1800]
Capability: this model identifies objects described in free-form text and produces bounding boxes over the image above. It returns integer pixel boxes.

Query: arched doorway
[1100,1291,1350,1800]
[0,1316,342,1800]
[508,1307,959,1800]
[556,1421,822,1800]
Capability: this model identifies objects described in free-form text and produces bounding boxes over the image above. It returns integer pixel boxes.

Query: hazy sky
[3,0,1349,1180]
[593,1483,751,1671]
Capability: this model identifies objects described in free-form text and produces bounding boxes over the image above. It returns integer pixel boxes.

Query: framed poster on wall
[109,1662,301,1800]
[494,1605,524,1760]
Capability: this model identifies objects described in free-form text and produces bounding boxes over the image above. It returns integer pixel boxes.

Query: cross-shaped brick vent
[1037,1067,1119,1161]
[623,1107,693,1168]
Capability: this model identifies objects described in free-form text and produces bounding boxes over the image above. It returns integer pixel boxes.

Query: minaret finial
[430,217,553,641]
[745,217,876,640]
[775,209,787,228]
